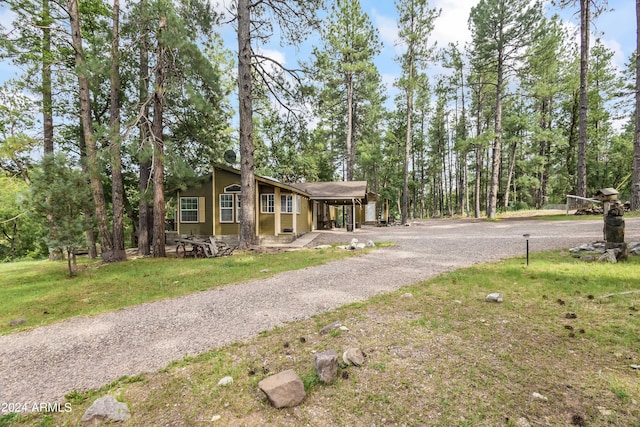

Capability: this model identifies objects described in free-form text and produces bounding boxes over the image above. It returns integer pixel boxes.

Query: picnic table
[175,236,235,258]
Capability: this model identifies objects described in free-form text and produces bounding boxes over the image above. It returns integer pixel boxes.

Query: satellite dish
[223,150,237,164]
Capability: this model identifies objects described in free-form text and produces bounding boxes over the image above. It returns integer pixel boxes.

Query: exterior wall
[213,168,241,236]
[176,167,315,240]
[258,183,276,236]
[176,179,213,237]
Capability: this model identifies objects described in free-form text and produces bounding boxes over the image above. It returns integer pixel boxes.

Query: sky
[0,0,636,105]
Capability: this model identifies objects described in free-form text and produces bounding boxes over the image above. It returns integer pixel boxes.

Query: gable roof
[213,163,311,197]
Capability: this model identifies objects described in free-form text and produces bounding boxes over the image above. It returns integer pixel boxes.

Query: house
[170,164,376,245]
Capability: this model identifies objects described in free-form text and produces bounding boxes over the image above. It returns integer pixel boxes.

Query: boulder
[258,370,306,409]
[314,350,338,384]
[81,396,130,425]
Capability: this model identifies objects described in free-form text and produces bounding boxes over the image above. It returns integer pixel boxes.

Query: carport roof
[289,181,368,205]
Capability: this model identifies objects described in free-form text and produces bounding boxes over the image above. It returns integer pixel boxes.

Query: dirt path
[1,217,637,410]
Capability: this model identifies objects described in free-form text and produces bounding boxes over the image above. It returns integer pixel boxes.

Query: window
[219,194,234,223]
[296,195,301,214]
[180,197,199,223]
[261,193,275,213]
[225,184,242,193]
[281,194,293,213]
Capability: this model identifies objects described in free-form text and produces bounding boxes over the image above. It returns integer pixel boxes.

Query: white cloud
[599,38,628,72]
[431,0,480,49]
[371,8,400,54]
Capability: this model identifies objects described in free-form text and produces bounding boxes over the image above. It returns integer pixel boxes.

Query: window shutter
[198,197,206,223]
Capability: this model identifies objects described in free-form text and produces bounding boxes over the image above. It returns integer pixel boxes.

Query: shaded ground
[1,217,637,410]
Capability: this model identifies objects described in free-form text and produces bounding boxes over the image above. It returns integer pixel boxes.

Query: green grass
[0,246,370,335]
[4,249,640,426]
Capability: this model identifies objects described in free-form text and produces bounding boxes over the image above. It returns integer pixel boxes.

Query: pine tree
[395,0,440,224]
[469,0,543,218]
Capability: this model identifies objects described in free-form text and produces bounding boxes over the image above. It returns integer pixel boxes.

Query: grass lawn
[0,246,367,336]
[3,249,639,426]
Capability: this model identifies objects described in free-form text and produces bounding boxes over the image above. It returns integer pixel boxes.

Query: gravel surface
[1,217,638,410]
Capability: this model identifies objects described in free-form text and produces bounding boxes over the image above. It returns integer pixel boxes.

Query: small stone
[218,376,233,386]
[319,321,341,335]
[597,407,612,416]
[400,293,414,299]
[8,318,27,326]
[631,365,640,370]
[349,238,359,249]
[339,325,349,331]
[565,313,577,319]
[366,240,375,248]
[597,249,618,263]
[211,415,222,422]
[515,417,532,427]
[81,396,130,425]
[313,245,332,250]
[343,348,366,366]
[485,293,503,303]
[532,392,548,401]
[260,269,270,273]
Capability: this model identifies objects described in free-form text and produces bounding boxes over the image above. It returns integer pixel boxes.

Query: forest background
[0,0,639,266]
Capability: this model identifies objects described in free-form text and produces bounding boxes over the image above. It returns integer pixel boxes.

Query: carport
[290,181,368,231]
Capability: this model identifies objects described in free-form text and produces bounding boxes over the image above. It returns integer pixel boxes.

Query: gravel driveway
[1,217,638,410]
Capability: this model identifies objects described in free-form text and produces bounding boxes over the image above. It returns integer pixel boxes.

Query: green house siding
[213,168,241,236]
[175,165,323,241]
[177,179,213,236]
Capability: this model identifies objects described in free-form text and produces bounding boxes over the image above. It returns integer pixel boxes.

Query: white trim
[219,193,234,223]
[180,197,199,223]
[261,193,275,214]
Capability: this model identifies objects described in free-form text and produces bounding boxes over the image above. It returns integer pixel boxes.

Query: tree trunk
[503,141,517,209]
[106,0,127,263]
[151,15,166,257]
[238,0,257,248]
[42,0,53,155]
[633,0,640,210]
[402,58,413,225]
[487,52,504,219]
[345,72,354,230]
[577,0,589,198]
[68,0,114,260]
[138,0,151,256]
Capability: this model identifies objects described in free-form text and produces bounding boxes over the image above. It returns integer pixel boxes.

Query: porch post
[293,194,297,234]
[312,201,317,231]
[255,184,260,238]
[274,187,281,236]
[352,198,356,232]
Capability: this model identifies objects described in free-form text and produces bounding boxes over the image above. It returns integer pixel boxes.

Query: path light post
[523,234,530,265]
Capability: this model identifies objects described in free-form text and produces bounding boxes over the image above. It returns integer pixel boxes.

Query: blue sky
[211,0,636,109]
[0,0,636,100]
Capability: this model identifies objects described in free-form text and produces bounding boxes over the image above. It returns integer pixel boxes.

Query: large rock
[258,370,306,409]
[314,350,338,384]
[81,396,130,425]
